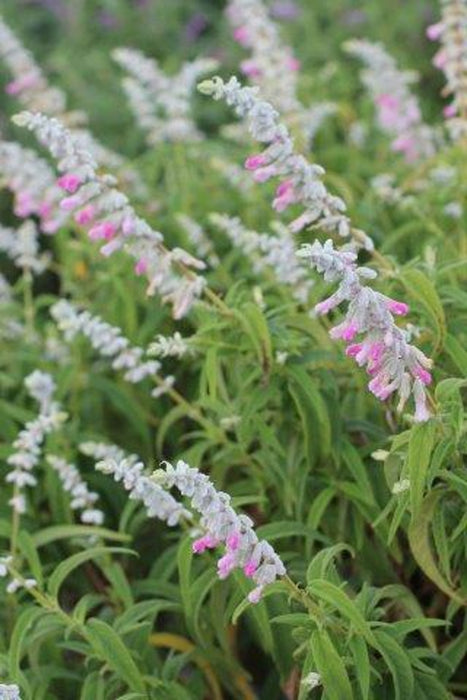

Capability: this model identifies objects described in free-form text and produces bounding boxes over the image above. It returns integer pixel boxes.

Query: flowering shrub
[0,1,466,698]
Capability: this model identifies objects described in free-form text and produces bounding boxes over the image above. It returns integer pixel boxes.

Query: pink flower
[38,202,53,219]
[41,219,60,234]
[443,104,457,118]
[244,559,257,578]
[14,192,35,217]
[392,135,417,161]
[74,205,96,225]
[286,56,301,71]
[192,534,218,554]
[57,174,82,194]
[426,22,444,41]
[226,532,241,550]
[413,367,432,385]
[60,196,81,211]
[88,221,116,241]
[253,165,277,182]
[134,258,148,275]
[433,49,447,70]
[330,321,358,342]
[241,60,262,79]
[273,179,295,212]
[245,154,267,170]
[345,343,363,358]
[315,298,336,315]
[217,552,236,579]
[233,26,250,47]
[5,73,38,95]
[387,300,409,316]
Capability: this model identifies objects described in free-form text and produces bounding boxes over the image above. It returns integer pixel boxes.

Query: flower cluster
[0,15,68,117]
[0,220,49,274]
[176,214,219,268]
[14,111,206,318]
[0,140,67,233]
[427,0,467,140]
[0,683,21,699]
[154,460,286,602]
[79,440,130,464]
[0,556,37,597]
[344,39,438,161]
[149,331,193,359]
[51,299,164,386]
[297,240,433,421]
[210,213,314,304]
[113,48,218,143]
[0,14,145,188]
[46,455,104,525]
[227,0,301,116]
[198,76,370,248]
[95,455,190,527]
[6,371,66,514]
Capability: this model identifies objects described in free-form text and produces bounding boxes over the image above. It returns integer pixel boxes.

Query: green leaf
[85,618,146,693]
[374,629,414,700]
[48,546,136,597]
[400,269,445,350]
[9,606,48,680]
[287,365,331,467]
[341,441,375,503]
[177,537,193,623]
[349,635,370,700]
[33,524,130,547]
[408,489,465,604]
[307,579,376,645]
[256,520,313,542]
[306,543,354,582]
[444,335,467,375]
[310,630,353,700]
[406,421,435,516]
[18,530,43,587]
[236,302,273,376]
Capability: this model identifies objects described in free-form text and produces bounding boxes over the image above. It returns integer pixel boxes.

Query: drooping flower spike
[198,76,367,248]
[113,48,218,144]
[226,0,337,144]
[154,460,286,603]
[14,112,207,318]
[51,300,169,389]
[427,0,467,140]
[200,76,433,420]
[46,455,104,525]
[344,39,438,162]
[0,221,50,275]
[226,0,301,116]
[297,240,433,421]
[6,371,67,515]
[0,140,68,233]
[93,452,190,527]
[210,213,314,304]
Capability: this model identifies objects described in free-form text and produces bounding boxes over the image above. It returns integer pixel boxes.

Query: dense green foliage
[0,1,465,698]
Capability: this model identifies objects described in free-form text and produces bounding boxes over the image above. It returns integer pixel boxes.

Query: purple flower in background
[184,13,208,42]
[22,0,68,19]
[270,1,301,21]
[341,9,368,27]
[96,10,120,30]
